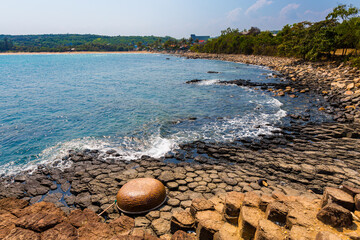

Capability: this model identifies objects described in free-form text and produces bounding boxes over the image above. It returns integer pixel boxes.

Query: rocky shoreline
[1,52,360,239]
[177,52,360,123]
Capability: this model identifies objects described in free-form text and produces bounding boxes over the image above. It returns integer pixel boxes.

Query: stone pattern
[171,189,360,240]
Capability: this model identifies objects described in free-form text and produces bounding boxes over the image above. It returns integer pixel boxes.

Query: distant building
[190,34,210,43]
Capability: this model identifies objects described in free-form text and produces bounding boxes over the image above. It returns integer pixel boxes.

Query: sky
[0,0,359,38]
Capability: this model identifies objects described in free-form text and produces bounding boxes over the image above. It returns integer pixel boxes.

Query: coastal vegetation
[0,34,174,52]
[191,4,360,66]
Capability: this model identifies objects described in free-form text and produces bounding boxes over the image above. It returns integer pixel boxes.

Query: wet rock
[106,149,117,154]
[61,181,71,192]
[170,211,195,233]
[64,195,75,206]
[317,203,353,228]
[75,192,92,209]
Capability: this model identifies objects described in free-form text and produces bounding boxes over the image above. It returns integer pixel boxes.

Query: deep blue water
[0,53,330,175]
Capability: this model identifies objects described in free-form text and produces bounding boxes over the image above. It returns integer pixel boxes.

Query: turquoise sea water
[0,53,328,175]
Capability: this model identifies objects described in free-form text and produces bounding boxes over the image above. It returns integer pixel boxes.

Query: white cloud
[304,8,332,21]
[245,0,273,15]
[227,8,242,22]
[280,3,300,17]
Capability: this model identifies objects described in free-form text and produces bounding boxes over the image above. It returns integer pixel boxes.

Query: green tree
[326,4,360,55]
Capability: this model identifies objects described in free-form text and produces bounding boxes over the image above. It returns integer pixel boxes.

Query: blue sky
[0,0,358,38]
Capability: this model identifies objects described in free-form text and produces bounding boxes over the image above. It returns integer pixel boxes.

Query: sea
[0,53,331,175]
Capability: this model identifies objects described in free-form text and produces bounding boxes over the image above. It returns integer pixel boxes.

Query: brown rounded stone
[116,178,166,214]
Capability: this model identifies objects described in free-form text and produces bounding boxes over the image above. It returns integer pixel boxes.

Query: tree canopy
[191,4,360,64]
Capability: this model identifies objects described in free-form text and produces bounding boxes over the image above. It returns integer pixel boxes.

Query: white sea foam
[0,95,286,176]
[197,79,220,86]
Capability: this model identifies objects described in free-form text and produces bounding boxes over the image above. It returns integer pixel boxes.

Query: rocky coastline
[1,52,360,239]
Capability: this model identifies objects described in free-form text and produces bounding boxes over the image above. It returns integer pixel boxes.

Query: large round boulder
[116,178,166,214]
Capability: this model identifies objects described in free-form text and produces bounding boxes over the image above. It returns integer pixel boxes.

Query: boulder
[190,198,214,217]
[116,178,166,214]
[239,206,265,240]
[321,187,355,211]
[254,219,284,240]
[41,222,78,240]
[170,211,195,233]
[317,203,353,228]
[68,209,101,228]
[315,231,342,240]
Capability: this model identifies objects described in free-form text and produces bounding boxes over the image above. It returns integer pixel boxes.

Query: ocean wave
[0,95,286,176]
[196,79,220,86]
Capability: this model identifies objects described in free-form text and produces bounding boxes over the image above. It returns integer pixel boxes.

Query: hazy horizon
[0,0,358,39]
